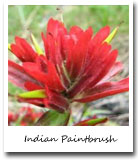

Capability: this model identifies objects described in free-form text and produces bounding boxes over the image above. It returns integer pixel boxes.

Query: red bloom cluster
[8,111,18,125]
[8,18,129,113]
[8,107,43,126]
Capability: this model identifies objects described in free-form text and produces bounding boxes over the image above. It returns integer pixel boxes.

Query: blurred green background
[8,5,129,42]
[8,5,129,126]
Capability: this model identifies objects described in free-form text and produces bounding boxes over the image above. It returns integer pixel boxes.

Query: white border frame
[4,0,133,152]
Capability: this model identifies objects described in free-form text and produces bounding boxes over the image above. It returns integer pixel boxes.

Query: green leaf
[18,89,46,98]
[35,110,70,126]
[31,33,44,55]
[74,117,108,126]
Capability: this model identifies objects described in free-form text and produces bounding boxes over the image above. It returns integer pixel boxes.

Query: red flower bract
[8,18,129,113]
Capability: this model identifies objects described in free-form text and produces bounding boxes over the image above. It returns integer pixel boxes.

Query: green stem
[78,103,89,122]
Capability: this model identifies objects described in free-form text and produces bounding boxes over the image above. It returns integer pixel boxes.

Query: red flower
[8,112,17,125]
[8,18,129,113]
[8,107,43,126]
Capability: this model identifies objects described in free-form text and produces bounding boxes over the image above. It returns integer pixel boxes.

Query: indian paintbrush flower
[8,18,129,124]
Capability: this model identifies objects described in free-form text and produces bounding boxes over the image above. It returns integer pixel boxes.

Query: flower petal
[11,36,37,62]
[23,62,48,83]
[74,78,129,103]
[69,27,93,79]
[69,26,84,42]
[44,87,69,112]
[24,81,43,91]
[42,18,67,65]
[8,60,40,90]
[45,61,65,92]
[18,97,44,107]
[92,26,110,45]
[36,55,48,73]
[23,60,65,92]
[98,62,123,84]
[44,99,65,112]
[68,43,116,98]
[84,49,118,90]
[46,18,67,39]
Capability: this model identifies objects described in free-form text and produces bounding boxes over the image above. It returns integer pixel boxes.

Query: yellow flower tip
[8,43,11,50]
[18,89,46,99]
[104,27,118,44]
[30,33,44,55]
[104,21,124,44]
